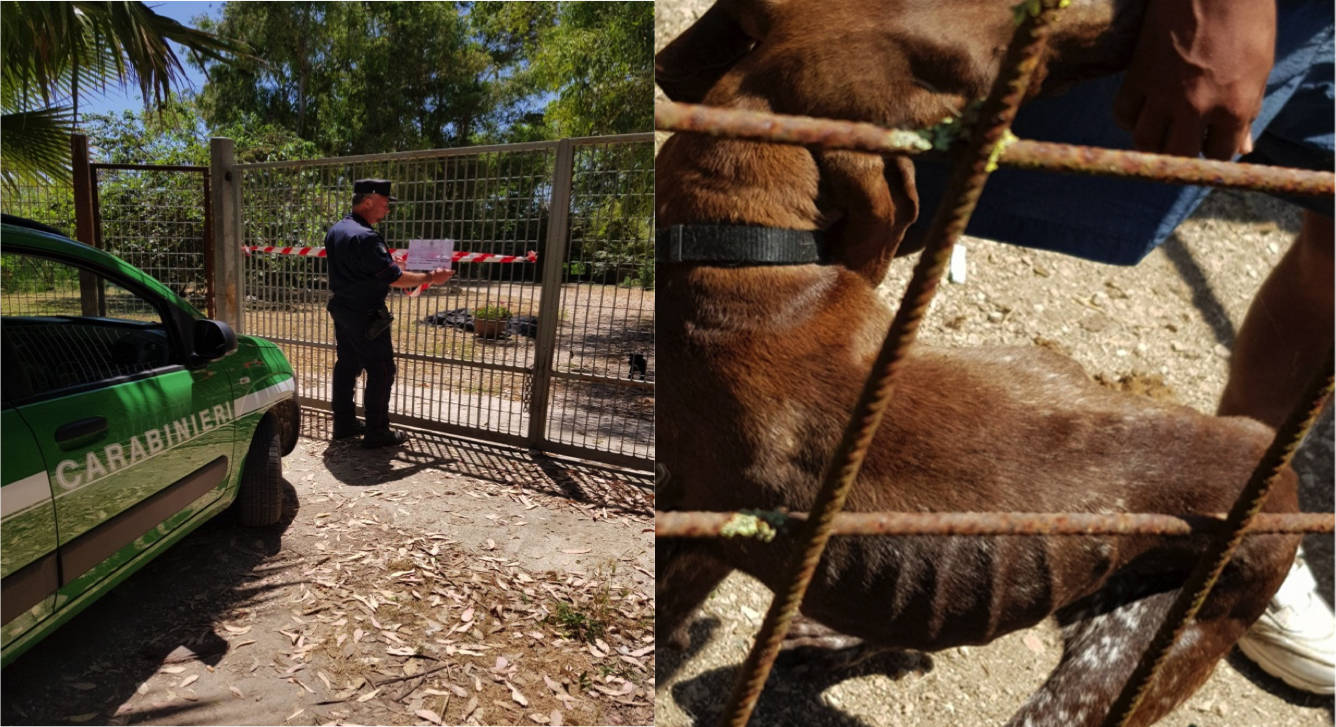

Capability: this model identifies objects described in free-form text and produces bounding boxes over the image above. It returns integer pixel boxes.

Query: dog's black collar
[655,225,823,265]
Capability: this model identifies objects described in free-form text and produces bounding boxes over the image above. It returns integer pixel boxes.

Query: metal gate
[233,134,654,470]
[86,162,213,318]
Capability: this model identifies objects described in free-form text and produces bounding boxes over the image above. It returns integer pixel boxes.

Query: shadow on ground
[0,484,300,726]
[658,618,934,727]
[308,409,653,518]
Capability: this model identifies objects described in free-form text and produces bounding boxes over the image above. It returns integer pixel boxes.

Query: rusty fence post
[527,139,575,450]
[715,3,1071,725]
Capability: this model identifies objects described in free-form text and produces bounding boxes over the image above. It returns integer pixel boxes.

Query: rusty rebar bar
[655,510,1335,538]
[1103,349,1335,727]
[717,5,1069,726]
[655,102,1336,198]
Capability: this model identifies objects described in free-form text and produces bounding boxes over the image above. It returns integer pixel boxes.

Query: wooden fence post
[209,137,243,330]
[70,134,103,316]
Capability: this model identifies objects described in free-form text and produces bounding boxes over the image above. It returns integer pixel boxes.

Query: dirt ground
[2,411,654,726]
[654,2,1335,726]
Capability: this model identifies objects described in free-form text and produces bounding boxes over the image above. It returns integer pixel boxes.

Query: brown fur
[655,2,1300,725]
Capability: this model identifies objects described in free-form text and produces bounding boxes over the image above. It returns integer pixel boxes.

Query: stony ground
[654,2,1335,726]
[2,413,654,726]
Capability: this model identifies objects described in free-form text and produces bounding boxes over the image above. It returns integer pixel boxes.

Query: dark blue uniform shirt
[325,213,402,312]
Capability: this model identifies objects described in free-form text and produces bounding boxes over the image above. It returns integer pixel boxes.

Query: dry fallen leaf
[179,675,199,688]
[550,708,564,726]
[161,666,186,675]
[230,686,245,699]
[414,708,443,725]
[356,687,383,703]
[507,682,528,707]
[559,548,591,555]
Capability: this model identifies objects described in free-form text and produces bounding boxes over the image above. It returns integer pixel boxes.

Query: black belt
[655,225,823,265]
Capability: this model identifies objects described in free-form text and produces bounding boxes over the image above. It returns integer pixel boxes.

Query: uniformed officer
[325,178,453,448]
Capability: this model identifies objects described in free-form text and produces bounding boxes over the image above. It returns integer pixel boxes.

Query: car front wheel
[236,416,284,526]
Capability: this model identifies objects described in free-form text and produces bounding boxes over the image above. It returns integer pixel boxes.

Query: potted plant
[473,305,512,339]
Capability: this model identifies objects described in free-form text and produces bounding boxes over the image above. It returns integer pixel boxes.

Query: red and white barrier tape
[243,245,537,264]
[243,245,538,297]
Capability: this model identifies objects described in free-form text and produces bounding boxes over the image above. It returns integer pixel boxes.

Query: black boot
[361,428,408,448]
[332,419,367,439]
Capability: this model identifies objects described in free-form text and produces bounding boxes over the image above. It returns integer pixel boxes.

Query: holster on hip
[366,304,394,339]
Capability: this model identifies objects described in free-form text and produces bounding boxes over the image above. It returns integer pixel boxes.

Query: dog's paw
[776,642,933,680]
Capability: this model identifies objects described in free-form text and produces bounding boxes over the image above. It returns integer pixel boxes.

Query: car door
[0,248,235,597]
[0,408,59,649]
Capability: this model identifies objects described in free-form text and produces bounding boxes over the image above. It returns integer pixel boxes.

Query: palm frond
[0,106,76,193]
[1,1,251,111]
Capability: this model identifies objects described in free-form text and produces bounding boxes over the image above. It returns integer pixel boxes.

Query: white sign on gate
[404,239,455,271]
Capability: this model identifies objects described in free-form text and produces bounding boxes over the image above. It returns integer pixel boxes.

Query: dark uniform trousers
[329,304,396,431]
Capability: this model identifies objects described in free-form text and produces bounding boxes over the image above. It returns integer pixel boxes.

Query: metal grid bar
[655,101,1336,198]
[715,6,1071,724]
[655,510,1335,538]
[239,136,653,468]
[235,132,654,171]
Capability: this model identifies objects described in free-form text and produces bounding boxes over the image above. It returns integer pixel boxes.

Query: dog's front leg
[815,151,919,284]
[656,538,735,651]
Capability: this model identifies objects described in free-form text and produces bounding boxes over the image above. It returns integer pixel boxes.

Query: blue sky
[78,1,223,116]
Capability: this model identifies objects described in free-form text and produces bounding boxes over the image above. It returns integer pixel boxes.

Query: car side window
[2,251,175,401]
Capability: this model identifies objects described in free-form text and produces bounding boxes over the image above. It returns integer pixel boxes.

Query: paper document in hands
[404,239,455,271]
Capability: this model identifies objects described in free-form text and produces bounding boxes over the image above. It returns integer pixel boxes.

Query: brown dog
[654,2,1300,725]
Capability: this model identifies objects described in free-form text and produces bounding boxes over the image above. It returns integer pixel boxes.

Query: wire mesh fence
[238,134,654,468]
[546,140,655,458]
[0,181,75,234]
[89,165,211,315]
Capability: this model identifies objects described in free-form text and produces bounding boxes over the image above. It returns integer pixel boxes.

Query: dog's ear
[655,3,755,103]
[817,152,920,284]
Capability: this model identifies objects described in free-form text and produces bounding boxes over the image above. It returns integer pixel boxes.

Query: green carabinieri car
[1,215,301,667]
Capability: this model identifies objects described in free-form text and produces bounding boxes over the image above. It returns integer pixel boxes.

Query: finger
[1202,116,1252,161]
[1112,83,1144,132]
[1162,115,1206,159]
[1131,108,1170,154]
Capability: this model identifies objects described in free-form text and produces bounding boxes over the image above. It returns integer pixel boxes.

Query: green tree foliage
[198,2,491,156]
[526,2,653,138]
[77,99,321,306]
[0,1,245,189]
[195,2,651,153]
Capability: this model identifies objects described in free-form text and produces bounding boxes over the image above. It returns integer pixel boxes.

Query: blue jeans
[911,0,1334,266]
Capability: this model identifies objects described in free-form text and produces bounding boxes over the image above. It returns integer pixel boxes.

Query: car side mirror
[192,319,238,365]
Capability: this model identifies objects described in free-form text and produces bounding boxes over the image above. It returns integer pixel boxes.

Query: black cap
[353,178,397,201]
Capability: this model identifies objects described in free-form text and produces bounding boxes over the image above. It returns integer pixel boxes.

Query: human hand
[431,267,454,286]
[1112,0,1275,160]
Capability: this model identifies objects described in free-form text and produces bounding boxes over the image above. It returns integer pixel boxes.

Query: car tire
[237,416,283,527]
